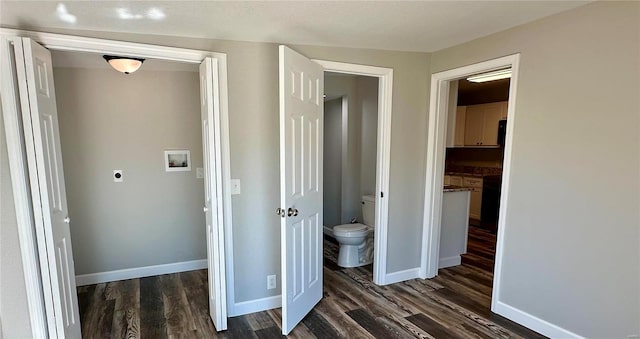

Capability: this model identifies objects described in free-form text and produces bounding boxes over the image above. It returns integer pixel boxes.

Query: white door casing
[200,57,228,331]
[279,45,324,335]
[15,38,81,338]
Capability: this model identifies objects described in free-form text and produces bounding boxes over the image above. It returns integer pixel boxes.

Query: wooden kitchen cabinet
[463,177,483,220]
[463,102,506,146]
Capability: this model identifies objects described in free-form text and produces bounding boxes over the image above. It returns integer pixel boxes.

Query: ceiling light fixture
[467,68,512,83]
[103,55,145,74]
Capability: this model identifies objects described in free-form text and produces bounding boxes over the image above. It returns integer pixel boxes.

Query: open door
[13,38,81,338]
[278,45,324,335]
[199,57,228,331]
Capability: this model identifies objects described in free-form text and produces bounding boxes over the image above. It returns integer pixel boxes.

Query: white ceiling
[0,1,590,53]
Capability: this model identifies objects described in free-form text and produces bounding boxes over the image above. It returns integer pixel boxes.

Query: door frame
[419,54,520,311]
[314,60,393,285]
[0,28,233,336]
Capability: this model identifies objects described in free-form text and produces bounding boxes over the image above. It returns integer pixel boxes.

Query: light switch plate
[113,170,123,183]
[230,179,241,195]
[196,167,204,179]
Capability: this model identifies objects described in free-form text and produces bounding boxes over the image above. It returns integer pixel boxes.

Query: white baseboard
[383,267,420,285]
[75,259,207,286]
[438,255,461,269]
[229,295,281,317]
[493,301,584,338]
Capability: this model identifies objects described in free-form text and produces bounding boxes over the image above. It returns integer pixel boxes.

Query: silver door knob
[203,206,209,213]
[287,208,299,217]
[63,216,70,224]
[276,207,285,218]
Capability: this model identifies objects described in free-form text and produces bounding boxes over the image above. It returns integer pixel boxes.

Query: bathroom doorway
[322,72,379,278]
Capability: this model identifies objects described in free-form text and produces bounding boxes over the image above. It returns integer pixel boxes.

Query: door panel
[279,45,324,335]
[18,38,81,338]
[199,57,227,331]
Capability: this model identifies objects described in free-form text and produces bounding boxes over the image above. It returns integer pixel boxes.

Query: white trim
[420,54,520,279]
[438,256,461,269]
[493,301,584,339]
[381,267,420,285]
[314,59,393,286]
[0,36,49,339]
[229,295,282,317]
[75,259,207,286]
[0,29,232,335]
[0,28,219,62]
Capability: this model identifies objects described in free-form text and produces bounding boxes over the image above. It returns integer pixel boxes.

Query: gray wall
[358,76,378,199]
[53,67,205,274]
[8,28,431,306]
[324,75,361,224]
[430,2,639,337]
[0,103,33,338]
[323,98,343,227]
[324,75,379,225]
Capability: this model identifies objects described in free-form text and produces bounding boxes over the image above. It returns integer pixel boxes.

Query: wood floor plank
[301,309,341,338]
[254,326,284,339]
[140,276,167,339]
[313,298,373,338]
[406,313,464,339]
[77,236,544,339]
[346,308,398,339]
[179,271,217,336]
[160,274,197,336]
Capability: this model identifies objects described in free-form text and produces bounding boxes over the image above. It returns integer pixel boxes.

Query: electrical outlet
[196,167,204,179]
[267,275,276,290]
[113,170,123,182]
[230,179,241,195]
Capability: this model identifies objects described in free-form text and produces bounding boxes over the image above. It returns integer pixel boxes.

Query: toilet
[331,195,375,268]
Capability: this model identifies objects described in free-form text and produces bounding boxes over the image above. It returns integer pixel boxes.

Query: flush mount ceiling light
[467,68,512,83]
[103,55,145,74]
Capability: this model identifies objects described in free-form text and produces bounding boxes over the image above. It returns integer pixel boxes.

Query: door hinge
[380,192,384,198]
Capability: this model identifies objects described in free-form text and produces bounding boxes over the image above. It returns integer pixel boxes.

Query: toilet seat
[333,223,369,237]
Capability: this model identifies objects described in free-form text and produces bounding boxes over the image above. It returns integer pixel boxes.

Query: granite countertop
[443,185,472,192]
[445,172,484,178]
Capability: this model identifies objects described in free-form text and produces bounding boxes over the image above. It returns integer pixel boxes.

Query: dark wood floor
[461,225,497,273]
[78,238,543,338]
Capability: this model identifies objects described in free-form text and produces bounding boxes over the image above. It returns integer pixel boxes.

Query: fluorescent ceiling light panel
[467,69,512,83]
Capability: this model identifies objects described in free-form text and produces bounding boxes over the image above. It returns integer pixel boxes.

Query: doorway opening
[1,31,231,337]
[420,54,520,317]
[322,72,379,277]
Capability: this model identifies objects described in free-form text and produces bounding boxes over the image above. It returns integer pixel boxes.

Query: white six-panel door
[279,45,324,335]
[16,38,81,338]
[199,57,228,331]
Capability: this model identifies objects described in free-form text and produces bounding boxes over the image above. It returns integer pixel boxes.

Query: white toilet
[332,195,375,268]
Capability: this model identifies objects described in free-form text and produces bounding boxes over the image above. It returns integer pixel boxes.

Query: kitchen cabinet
[439,189,470,269]
[453,106,466,146]
[463,102,507,146]
[463,177,483,220]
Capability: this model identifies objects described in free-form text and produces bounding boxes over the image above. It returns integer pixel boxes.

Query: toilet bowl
[330,195,376,268]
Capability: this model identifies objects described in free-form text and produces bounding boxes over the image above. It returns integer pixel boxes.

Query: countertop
[443,185,472,192]
[445,172,484,178]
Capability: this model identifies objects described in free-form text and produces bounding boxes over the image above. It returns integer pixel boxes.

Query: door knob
[63,216,70,224]
[276,207,286,218]
[203,206,209,213]
[287,208,299,217]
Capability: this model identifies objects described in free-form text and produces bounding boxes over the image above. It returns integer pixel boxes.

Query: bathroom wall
[53,63,205,275]
[323,97,343,227]
[324,74,378,224]
[359,76,378,198]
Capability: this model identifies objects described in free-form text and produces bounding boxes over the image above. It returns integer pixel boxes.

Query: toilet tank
[361,195,376,227]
